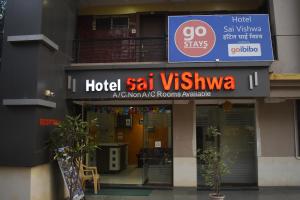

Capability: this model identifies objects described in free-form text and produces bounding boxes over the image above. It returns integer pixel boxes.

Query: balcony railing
[73,37,167,63]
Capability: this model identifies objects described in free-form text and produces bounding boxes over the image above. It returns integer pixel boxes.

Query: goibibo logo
[174,20,216,57]
[228,43,262,57]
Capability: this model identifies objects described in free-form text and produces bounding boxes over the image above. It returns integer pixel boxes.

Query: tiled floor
[101,165,143,185]
[86,188,300,200]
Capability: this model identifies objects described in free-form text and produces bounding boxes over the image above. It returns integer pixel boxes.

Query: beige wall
[258,157,300,186]
[258,100,295,157]
[172,101,197,187]
[0,163,65,200]
[30,164,64,200]
[0,167,31,200]
[257,99,300,186]
[270,86,300,98]
[173,157,197,187]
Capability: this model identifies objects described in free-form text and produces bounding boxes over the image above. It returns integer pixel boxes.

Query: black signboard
[66,67,269,100]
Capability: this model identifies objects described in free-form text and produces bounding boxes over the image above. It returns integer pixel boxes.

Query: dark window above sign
[96,17,111,30]
[112,17,129,29]
[95,16,129,30]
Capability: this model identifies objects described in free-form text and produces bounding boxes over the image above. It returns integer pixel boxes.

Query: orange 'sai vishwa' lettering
[160,72,235,91]
[126,73,155,91]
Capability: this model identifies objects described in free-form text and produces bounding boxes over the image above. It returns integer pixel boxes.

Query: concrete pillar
[172,101,197,188]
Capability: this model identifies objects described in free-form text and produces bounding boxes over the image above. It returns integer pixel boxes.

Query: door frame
[77,101,174,188]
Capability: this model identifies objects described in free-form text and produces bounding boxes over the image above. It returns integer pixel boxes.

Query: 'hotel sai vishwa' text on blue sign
[168,15,274,63]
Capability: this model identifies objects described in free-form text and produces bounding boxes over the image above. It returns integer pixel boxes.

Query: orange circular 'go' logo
[174,20,216,57]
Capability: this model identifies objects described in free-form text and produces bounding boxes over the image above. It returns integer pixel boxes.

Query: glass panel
[143,107,173,185]
[86,106,143,185]
[84,105,173,186]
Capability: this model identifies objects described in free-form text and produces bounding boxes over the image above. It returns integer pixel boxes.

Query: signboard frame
[168,14,274,63]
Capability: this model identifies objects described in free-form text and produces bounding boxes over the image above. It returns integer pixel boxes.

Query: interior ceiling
[80,0,266,7]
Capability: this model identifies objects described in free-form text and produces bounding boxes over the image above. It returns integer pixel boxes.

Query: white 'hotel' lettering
[86,79,121,92]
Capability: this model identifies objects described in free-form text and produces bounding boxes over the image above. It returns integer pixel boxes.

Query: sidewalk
[86,188,300,200]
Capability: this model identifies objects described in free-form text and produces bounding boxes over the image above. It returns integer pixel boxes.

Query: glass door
[142,107,173,185]
[83,105,173,186]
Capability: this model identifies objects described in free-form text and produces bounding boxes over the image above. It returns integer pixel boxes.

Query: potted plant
[198,126,232,200]
[48,115,98,200]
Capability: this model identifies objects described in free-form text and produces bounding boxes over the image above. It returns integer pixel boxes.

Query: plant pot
[209,193,225,200]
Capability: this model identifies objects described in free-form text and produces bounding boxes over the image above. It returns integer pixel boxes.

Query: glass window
[112,17,128,29]
[95,16,129,30]
[96,17,111,30]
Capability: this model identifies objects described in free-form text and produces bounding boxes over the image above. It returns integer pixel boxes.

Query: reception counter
[96,143,128,173]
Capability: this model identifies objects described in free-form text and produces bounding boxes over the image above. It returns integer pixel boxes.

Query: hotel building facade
[0,0,300,199]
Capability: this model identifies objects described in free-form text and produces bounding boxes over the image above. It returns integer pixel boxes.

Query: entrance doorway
[196,104,257,186]
[84,105,173,186]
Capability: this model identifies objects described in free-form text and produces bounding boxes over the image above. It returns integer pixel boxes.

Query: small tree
[48,115,98,200]
[198,126,231,198]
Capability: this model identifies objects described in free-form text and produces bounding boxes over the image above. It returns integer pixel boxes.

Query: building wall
[257,100,300,186]
[258,100,295,157]
[0,0,299,195]
[0,0,77,166]
[258,157,300,186]
[0,0,77,199]
[258,0,300,186]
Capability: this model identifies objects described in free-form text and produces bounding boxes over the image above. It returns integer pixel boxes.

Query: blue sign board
[168,15,274,63]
